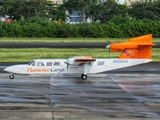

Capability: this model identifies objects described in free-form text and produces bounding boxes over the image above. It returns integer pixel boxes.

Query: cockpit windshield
[28,61,35,66]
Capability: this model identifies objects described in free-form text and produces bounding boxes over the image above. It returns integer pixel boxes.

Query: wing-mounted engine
[74,56,96,62]
[64,56,96,66]
[64,56,96,80]
[75,56,96,80]
[64,56,80,68]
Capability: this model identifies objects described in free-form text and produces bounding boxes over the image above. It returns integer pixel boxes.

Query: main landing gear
[9,74,14,79]
[81,74,87,80]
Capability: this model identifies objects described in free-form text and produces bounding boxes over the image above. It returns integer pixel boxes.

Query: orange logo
[28,68,50,72]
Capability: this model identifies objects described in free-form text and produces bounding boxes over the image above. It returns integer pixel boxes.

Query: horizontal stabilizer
[138,44,156,49]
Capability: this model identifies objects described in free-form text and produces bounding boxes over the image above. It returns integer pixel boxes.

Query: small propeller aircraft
[4,34,155,80]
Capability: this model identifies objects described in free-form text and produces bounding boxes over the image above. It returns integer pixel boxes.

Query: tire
[81,74,84,79]
[9,74,14,79]
[81,74,87,80]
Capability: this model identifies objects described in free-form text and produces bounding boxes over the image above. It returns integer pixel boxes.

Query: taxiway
[0,63,160,120]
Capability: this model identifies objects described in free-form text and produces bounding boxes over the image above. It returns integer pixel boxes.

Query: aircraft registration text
[113,60,128,63]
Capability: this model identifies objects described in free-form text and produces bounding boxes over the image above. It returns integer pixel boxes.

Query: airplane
[4,34,155,80]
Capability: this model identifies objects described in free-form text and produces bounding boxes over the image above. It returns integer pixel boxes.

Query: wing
[74,56,96,62]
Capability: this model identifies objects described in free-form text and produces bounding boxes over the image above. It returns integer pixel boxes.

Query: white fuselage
[4,58,152,75]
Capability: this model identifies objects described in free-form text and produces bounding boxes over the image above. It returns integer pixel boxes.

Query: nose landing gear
[9,74,14,79]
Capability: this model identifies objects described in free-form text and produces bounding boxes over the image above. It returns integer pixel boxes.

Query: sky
[117,0,125,4]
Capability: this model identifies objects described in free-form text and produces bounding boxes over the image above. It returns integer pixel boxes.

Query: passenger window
[53,62,60,66]
[47,62,52,66]
[37,62,45,66]
[98,61,104,66]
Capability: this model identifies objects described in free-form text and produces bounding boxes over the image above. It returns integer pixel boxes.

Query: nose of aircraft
[4,66,16,73]
[4,67,8,72]
[4,64,28,73]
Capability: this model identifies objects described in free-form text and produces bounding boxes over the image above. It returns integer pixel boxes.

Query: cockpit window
[37,62,45,66]
[28,61,35,66]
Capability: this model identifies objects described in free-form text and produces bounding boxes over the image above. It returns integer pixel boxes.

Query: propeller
[64,56,69,70]
[106,38,111,57]
[109,46,111,57]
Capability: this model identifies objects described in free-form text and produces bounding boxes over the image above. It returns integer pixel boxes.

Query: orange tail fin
[109,34,156,59]
[120,34,155,59]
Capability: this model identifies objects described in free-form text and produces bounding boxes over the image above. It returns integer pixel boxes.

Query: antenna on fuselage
[96,54,99,59]
[38,55,41,59]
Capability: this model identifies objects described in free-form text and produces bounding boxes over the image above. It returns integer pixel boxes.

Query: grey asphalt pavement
[0,62,160,119]
[0,73,160,119]
[0,42,160,48]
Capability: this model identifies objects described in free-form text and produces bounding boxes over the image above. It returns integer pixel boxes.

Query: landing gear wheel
[81,74,87,80]
[81,74,84,78]
[9,74,14,79]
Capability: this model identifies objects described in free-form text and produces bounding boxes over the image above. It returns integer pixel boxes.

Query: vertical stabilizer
[107,34,156,59]
[120,34,155,59]
[128,34,152,43]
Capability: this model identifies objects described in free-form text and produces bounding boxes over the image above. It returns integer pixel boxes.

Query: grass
[0,38,127,43]
[0,37,159,43]
[0,48,159,62]
[152,48,160,62]
[0,37,159,62]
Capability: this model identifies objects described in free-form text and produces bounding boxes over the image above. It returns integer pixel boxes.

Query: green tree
[62,0,97,23]
[89,0,128,23]
[62,0,128,23]
[0,0,49,21]
[20,0,48,20]
[0,0,13,19]
[46,1,66,21]
[128,0,160,20]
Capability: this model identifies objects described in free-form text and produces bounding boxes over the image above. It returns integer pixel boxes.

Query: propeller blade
[64,55,69,70]
[67,56,69,70]
[105,44,111,57]
[64,61,69,70]
[106,37,110,49]
[67,63,69,70]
